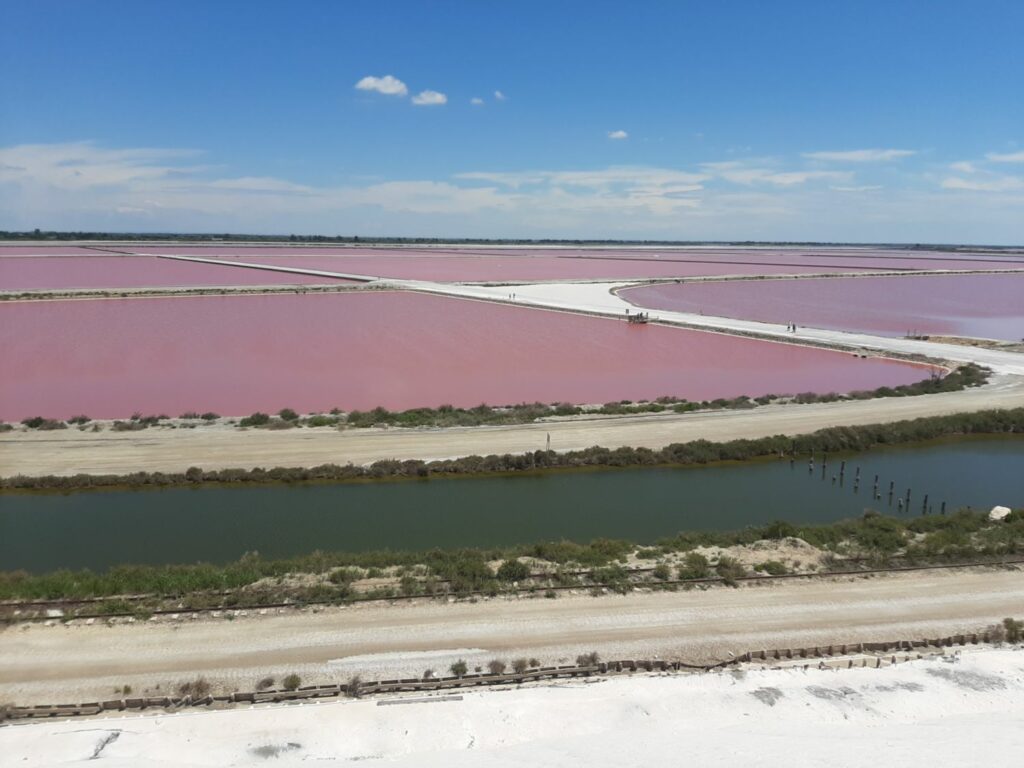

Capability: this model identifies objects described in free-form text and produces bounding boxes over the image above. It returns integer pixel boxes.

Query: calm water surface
[0,291,932,420]
[622,274,1024,341]
[1,438,1021,572]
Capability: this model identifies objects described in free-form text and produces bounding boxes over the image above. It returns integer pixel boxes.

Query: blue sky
[2,1,1023,242]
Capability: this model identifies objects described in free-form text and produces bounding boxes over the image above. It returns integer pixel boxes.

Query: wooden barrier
[3,631,1008,722]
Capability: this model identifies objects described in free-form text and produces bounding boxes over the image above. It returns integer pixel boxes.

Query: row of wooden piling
[1,632,999,723]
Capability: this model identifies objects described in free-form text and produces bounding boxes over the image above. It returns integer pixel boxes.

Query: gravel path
[3,374,1021,476]
[2,567,1020,704]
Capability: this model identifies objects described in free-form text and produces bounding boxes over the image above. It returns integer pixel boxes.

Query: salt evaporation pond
[621,274,1024,341]
[0,291,933,420]
[127,244,1024,282]
[2,437,1021,572]
[0,254,351,291]
[169,251,873,282]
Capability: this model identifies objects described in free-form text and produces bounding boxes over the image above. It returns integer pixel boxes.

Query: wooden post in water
[922,494,929,515]
[941,501,946,515]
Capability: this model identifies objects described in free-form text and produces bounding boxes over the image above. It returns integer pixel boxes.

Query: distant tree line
[4,230,1018,252]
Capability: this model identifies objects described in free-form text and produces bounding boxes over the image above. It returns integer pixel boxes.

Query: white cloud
[830,185,883,192]
[941,176,1024,192]
[607,130,628,140]
[986,150,1024,163]
[0,142,204,190]
[701,161,850,186]
[457,166,708,190]
[470,97,484,106]
[494,90,506,101]
[950,161,977,174]
[354,75,408,97]
[4,141,1023,244]
[803,148,916,162]
[411,90,447,106]
[209,177,314,193]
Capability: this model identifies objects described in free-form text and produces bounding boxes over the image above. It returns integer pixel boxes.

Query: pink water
[621,274,1024,341]
[0,255,351,290]
[0,291,934,420]
[7,245,1022,288]
[128,245,1024,282]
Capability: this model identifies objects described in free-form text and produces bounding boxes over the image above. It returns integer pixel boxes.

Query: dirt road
[2,567,1021,704]
[3,375,1022,477]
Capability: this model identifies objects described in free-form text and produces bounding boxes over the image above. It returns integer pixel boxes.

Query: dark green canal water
[1,438,1021,573]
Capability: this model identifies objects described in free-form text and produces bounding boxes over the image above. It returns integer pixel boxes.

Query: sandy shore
[8,647,1023,767]
[3,375,1022,477]
[2,567,1020,705]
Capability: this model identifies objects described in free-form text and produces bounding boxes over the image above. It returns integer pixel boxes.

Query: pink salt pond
[621,274,1024,341]
[129,245,1024,282]
[0,254,351,291]
[0,291,934,421]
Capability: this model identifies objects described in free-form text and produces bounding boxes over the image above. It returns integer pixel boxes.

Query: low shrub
[754,560,788,576]
[282,673,301,691]
[496,559,530,582]
[239,412,270,427]
[177,677,211,698]
[677,552,712,580]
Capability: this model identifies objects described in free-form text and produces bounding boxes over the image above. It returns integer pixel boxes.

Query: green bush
[1004,617,1023,644]
[239,412,270,427]
[496,559,530,582]
[677,552,712,580]
[282,673,301,691]
[715,556,747,585]
[278,408,299,422]
[652,563,672,580]
[754,560,788,576]
[450,659,468,676]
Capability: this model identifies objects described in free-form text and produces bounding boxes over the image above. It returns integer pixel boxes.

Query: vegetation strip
[3,397,1011,492]
[3,502,1022,610]
[5,559,1024,624]
[2,364,988,435]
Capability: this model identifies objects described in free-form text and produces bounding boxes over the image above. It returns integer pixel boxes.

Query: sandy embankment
[1,567,1021,705]
[2,374,1023,477]
[2,647,1023,767]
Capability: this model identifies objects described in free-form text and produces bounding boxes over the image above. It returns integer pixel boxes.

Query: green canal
[1,437,1021,573]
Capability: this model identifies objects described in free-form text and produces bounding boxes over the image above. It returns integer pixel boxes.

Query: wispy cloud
[354,75,408,97]
[803,148,916,162]
[941,175,1024,192]
[607,130,628,140]
[0,141,204,190]
[986,150,1024,163]
[702,161,850,186]
[411,90,447,106]
[950,161,977,174]
[470,97,484,106]
[3,141,1023,243]
[494,90,506,101]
